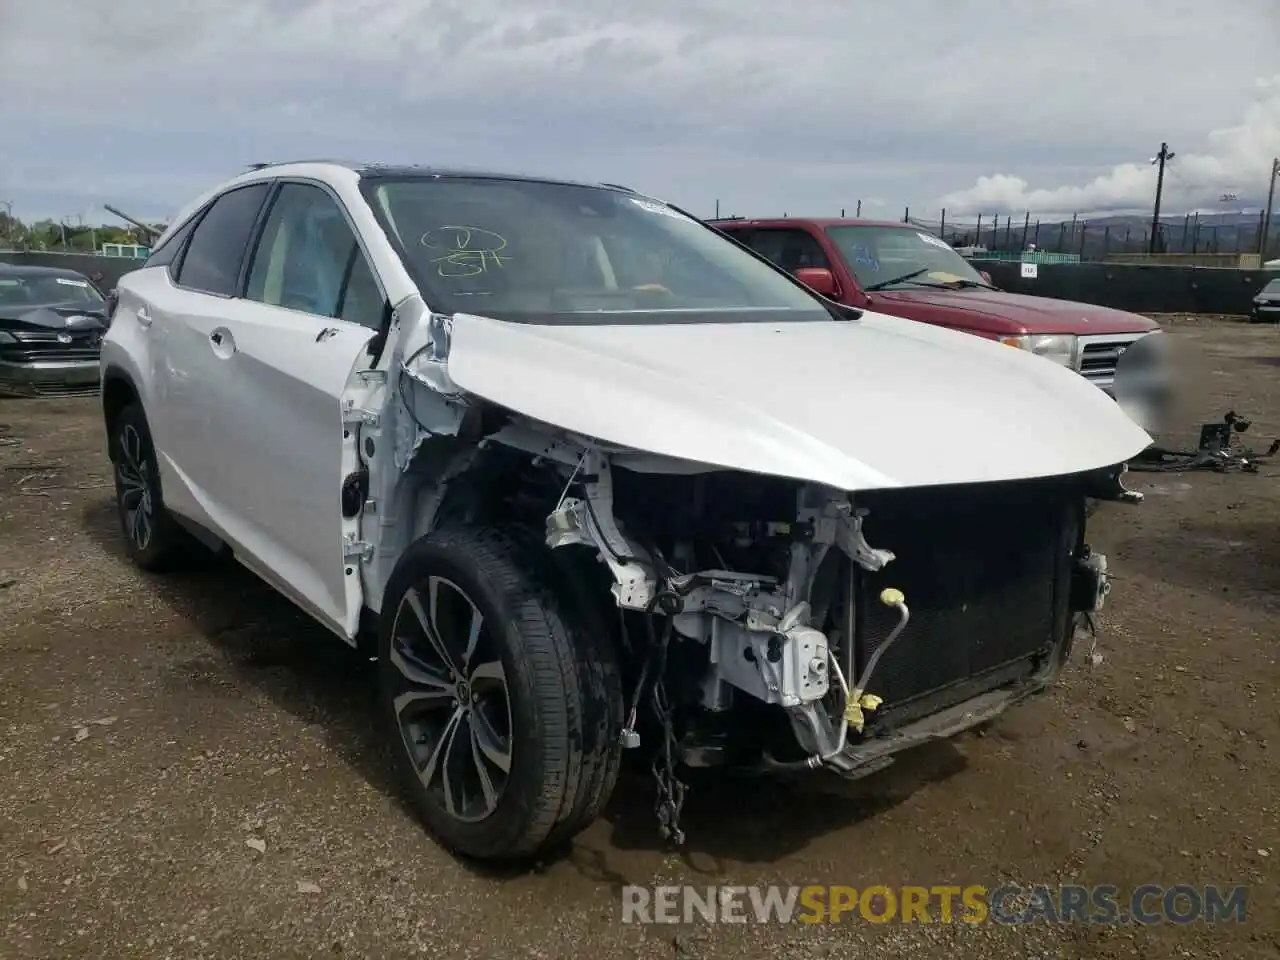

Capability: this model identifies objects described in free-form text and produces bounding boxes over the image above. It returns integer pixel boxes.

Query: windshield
[361,177,831,324]
[0,272,104,309]
[825,225,987,289]
[1262,278,1280,295]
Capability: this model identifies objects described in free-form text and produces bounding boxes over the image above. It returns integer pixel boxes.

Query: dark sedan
[0,264,109,397]
[1252,277,1280,323]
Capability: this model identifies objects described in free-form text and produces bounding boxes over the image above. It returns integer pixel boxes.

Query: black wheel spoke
[468,714,500,810]
[389,640,454,701]
[117,423,154,551]
[470,700,512,775]
[417,704,464,793]
[405,583,464,678]
[438,708,468,817]
[461,597,484,669]
[121,425,143,476]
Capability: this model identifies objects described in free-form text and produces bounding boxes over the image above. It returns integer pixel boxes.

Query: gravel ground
[0,317,1277,959]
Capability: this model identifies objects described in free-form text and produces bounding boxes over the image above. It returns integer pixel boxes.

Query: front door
[206,180,387,639]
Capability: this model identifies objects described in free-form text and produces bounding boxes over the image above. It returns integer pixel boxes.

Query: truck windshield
[361,177,832,325]
[826,225,988,289]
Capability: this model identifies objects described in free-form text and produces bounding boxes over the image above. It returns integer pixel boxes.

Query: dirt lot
[1,317,1277,959]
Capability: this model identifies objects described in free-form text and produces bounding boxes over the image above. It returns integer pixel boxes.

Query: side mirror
[980,270,993,284]
[793,266,840,299]
[104,288,119,325]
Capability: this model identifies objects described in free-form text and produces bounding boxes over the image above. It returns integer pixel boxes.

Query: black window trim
[737,225,833,269]
[164,206,211,282]
[142,209,202,271]
[238,176,390,330]
[171,181,274,299]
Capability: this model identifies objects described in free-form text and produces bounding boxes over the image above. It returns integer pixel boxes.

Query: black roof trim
[244,159,362,172]
[353,164,636,193]
[237,160,635,197]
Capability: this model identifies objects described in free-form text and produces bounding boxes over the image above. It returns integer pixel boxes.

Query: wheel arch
[372,437,597,614]
[101,365,140,459]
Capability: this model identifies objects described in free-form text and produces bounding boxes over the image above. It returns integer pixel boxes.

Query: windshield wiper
[945,278,999,290]
[863,267,930,291]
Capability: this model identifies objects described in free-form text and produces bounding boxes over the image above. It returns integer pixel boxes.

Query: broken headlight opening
[1112,329,1174,433]
[542,448,1120,847]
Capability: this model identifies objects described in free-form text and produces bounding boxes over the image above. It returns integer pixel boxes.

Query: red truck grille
[1078,334,1145,393]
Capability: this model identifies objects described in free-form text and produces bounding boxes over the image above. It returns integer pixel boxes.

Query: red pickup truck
[709,217,1161,397]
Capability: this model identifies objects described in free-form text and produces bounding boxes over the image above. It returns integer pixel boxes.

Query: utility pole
[1148,142,1175,254]
[1260,157,1279,260]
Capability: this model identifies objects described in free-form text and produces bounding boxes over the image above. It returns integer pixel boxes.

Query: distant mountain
[935,208,1273,258]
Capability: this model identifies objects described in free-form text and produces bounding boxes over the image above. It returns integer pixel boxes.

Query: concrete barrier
[3,250,1274,317]
[978,261,1270,316]
[0,251,143,291]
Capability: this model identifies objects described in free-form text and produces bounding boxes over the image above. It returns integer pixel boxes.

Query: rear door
[158,182,274,532]
[207,180,387,639]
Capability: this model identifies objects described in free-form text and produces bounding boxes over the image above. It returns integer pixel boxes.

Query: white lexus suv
[101,161,1151,861]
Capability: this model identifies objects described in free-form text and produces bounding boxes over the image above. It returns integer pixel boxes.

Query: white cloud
[941,75,1280,217]
[1,0,1277,222]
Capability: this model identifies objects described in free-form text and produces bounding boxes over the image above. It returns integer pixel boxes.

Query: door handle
[209,327,235,357]
[136,306,152,328]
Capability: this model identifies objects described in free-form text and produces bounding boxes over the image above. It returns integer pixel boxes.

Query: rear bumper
[0,359,101,397]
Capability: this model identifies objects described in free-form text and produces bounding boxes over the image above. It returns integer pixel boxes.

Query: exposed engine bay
[522,445,1124,844]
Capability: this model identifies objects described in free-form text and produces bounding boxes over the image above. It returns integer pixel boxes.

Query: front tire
[109,403,190,571]
[378,526,623,861]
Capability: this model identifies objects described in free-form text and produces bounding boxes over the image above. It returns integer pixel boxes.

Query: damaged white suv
[101,162,1150,860]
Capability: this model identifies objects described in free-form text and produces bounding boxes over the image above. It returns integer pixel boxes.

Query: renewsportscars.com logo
[621,884,1248,926]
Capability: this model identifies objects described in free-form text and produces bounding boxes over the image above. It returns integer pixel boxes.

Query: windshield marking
[629,198,690,220]
[849,245,881,271]
[916,232,952,250]
[420,225,509,277]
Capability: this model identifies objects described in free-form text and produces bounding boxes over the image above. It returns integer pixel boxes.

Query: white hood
[442,308,1152,491]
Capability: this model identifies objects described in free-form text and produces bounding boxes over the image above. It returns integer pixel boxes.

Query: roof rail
[600,182,635,193]
[244,159,358,172]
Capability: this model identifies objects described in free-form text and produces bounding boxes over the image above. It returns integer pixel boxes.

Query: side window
[740,228,832,272]
[715,227,753,248]
[245,182,383,328]
[338,253,384,329]
[174,183,270,296]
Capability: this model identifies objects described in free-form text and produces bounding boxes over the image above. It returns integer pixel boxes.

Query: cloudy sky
[1,0,1278,225]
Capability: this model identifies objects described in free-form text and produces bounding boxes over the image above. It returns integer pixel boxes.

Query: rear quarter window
[143,215,201,272]
[174,183,271,296]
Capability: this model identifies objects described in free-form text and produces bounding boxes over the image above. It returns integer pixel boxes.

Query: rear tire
[109,403,191,571]
[378,525,623,861]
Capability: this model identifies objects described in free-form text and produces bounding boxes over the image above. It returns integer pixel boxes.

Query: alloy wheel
[116,423,154,551]
[388,576,514,823]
